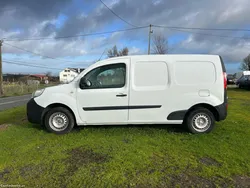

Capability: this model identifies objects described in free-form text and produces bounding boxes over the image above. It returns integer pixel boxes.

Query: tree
[152,34,168,54]
[45,71,52,77]
[107,45,129,58]
[240,54,250,71]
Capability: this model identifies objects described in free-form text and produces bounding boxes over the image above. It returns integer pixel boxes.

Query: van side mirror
[80,77,92,89]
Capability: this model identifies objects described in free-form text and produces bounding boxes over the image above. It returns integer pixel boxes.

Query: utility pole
[148,24,153,55]
[0,40,3,96]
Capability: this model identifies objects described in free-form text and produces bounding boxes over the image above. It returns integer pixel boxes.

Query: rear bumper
[27,98,44,124]
[215,102,227,121]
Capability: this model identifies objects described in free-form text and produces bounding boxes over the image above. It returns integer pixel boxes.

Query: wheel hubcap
[49,112,69,131]
[192,114,210,132]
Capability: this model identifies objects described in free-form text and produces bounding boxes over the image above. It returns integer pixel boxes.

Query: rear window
[174,61,216,85]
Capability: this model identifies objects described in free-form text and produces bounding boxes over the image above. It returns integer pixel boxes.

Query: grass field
[0,89,250,187]
[1,83,58,97]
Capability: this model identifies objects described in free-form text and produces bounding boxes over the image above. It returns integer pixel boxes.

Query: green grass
[0,106,26,125]
[0,89,250,187]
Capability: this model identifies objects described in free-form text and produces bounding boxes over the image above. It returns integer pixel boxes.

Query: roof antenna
[98,48,107,61]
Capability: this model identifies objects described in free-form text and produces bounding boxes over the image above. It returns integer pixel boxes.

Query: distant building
[59,68,85,83]
[3,73,54,84]
[30,74,48,81]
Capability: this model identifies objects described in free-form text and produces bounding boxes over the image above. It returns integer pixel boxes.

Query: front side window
[82,63,126,89]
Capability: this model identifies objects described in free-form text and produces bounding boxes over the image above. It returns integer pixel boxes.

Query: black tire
[44,107,75,134]
[185,108,215,134]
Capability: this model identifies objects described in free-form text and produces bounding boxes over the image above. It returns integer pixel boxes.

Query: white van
[27,55,228,134]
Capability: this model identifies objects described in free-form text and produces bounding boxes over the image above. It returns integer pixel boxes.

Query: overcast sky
[1,0,250,75]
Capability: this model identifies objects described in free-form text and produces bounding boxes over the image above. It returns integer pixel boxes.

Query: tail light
[223,72,227,89]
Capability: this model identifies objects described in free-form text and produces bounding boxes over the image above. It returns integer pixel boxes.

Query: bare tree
[152,34,168,54]
[120,47,129,56]
[107,45,129,58]
[45,71,52,77]
[240,54,250,71]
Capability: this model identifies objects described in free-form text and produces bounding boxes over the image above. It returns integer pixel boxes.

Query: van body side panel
[171,58,223,104]
[34,84,83,124]
[128,57,171,122]
[167,56,224,121]
[128,55,224,124]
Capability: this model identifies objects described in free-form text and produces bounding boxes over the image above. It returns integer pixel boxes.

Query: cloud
[2,0,250,74]
[129,46,141,55]
[0,0,72,20]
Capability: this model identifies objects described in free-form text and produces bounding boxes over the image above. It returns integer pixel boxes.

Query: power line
[5,25,250,42]
[154,26,250,40]
[0,7,17,12]
[3,60,61,70]
[167,28,250,50]
[4,26,147,42]
[152,25,250,32]
[3,59,45,67]
[99,0,137,27]
[2,60,61,70]
[3,59,56,67]
[3,42,79,63]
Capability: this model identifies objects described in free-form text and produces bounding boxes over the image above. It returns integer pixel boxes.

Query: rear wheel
[44,107,75,134]
[185,108,215,134]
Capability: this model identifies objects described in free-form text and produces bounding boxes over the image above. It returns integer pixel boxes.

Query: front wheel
[44,107,75,134]
[185,108,215,134]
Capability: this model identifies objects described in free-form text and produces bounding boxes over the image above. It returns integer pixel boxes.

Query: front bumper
[27,98,45,124]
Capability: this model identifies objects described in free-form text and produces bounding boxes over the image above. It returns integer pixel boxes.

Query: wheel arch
[41,103,77,126]
[184,103,219,121]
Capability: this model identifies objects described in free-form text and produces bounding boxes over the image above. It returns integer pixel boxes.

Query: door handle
[116,93,127,97]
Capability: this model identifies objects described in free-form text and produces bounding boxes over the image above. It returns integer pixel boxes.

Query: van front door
[76,59,130,124]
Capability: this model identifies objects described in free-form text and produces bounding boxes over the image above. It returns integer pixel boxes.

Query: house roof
[30,74,47,78]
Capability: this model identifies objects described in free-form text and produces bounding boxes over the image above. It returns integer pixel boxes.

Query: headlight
[32,89,45,98]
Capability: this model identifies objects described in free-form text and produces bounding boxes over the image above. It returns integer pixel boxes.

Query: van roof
[99,54,220,61]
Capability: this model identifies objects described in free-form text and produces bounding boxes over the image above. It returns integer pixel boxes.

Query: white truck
[27,54,228,134]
